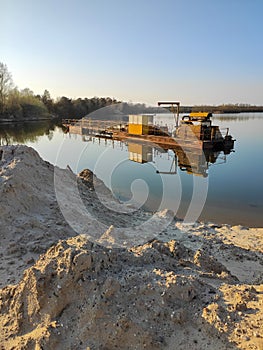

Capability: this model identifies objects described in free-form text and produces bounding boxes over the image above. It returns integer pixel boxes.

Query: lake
[1,112,263,227]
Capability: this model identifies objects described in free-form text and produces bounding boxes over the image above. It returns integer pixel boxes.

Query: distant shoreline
[1,109,263,124]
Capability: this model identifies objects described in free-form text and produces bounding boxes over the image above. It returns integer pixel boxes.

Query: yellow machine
[128,115,153,135]
[189,112,212,119]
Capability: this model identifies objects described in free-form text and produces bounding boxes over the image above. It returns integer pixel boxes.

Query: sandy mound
[0,145,76,287]
[0,145,156,287]
[0,235,262,350]
[0,145,262,349]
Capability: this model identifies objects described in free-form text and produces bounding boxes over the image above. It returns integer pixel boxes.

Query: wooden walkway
[62,119,126,134]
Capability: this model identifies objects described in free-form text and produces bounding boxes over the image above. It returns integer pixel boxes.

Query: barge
[62,102,235,153]
[113,111,235,152]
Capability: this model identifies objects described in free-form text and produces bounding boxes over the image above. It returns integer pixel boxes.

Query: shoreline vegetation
[1,63,263,124]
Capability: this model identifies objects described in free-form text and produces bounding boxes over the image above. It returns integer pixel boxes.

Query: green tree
[0,62,13,115]
[6,87,23,117]
[41,89,54,112]
[54,96,75,118]
[18,88,50,119]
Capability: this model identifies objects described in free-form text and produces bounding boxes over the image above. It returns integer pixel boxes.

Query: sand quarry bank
[0,145,262,350]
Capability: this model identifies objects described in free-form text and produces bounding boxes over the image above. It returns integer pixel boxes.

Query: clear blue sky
[1,0,263,105]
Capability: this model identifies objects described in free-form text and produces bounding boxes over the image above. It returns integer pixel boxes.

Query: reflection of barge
[127,140,229,177]
[94,130,113,138]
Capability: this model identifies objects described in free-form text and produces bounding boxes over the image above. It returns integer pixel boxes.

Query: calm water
[1,113,263,227]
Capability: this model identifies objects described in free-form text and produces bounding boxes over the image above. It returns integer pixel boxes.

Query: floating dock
[62,111,234,152]
[62,107,236,177]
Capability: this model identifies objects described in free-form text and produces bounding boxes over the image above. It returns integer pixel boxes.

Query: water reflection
[0,120,59,145]
[127,140,232,177]
[213,113,263,122]
[1,113,263,227]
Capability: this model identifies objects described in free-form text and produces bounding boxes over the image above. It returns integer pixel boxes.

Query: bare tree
[0,62,13,115]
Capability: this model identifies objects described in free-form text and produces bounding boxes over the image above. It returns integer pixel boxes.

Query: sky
[1,0,263,105]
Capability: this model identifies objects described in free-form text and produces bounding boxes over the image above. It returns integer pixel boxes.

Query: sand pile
[0,145,76,287]
[0,144,152,287]
[0,234,262,350]
[0,145,262,349]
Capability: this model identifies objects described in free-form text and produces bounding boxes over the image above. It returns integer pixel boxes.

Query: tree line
[1,62,263,122]
[0,62,119,122]
[188,104,263,114]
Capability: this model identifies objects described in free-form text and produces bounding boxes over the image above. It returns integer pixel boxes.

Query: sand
[0,145,262,349]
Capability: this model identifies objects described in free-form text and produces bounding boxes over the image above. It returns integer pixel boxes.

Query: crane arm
[157,101,180,127]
